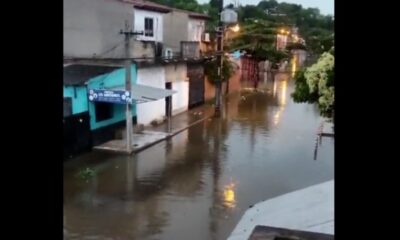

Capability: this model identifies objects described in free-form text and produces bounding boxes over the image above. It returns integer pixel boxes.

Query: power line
[95,40,126,58]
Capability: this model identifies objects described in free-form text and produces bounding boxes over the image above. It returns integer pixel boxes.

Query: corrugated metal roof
[64,64,120,86]
[112,84,176,104]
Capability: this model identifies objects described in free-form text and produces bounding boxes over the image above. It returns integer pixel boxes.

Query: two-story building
[64,0,211,157]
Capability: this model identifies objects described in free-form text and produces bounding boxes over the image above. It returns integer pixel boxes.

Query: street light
[230,24,240,33]
[213,7,238,116]
[279,29,290,36]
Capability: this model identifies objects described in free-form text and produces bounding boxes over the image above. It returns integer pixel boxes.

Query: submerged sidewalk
[93,102,215,154]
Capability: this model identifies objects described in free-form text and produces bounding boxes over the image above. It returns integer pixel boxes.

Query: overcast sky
[197,0,334,16]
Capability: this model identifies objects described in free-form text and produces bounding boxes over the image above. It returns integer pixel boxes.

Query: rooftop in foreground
[228,180,334,240]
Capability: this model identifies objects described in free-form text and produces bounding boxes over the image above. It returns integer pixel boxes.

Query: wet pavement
[93,102,216,154]
[93,131,171,154]
[64,69,334,240]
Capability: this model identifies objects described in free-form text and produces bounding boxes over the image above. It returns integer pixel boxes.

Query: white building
[133,5,166,42]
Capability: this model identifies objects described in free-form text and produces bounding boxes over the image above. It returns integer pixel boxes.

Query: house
[129,0,211,117]
[63,63,136,158]
[64,0,213,156]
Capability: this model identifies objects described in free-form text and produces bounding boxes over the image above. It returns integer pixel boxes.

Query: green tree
[257,0,279,10]
[291,70,319,103]
[204,56,234,84]
[228,19,278,50]
[234,1,334,55]
[291,51,334,117]
[226,19,288,64]
[238,5,268,22]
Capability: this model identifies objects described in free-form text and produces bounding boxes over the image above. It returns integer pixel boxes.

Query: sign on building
[88,89,131,104]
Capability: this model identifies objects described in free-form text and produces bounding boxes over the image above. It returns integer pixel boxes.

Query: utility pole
[120,21,135,153]
[214,0,224,117]
[224,25,230,95]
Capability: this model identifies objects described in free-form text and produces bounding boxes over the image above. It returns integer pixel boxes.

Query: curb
[131,115,212,154]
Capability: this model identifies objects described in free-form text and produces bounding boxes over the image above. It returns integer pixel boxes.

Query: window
[64,97,72,117]
[95,102,113,122]
[144,17,154,37]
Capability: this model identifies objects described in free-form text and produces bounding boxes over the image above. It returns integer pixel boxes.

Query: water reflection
[291,54,297,77]
[271,76,288,126]
[280,80,287,105]
[222,183,236,208]
[273,110,281,126]
[64,65,333,240]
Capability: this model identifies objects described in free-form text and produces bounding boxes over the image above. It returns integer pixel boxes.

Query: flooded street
[64,71,334,240]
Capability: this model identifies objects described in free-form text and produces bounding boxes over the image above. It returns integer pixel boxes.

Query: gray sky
[197,0,334,16]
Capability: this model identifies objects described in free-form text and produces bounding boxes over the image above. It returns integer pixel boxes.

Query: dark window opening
[95,102,113,122]
[64,97,72,117]
[144,17,154,37]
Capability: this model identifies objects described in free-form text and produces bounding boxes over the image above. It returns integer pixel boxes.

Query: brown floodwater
[64,69,334,240]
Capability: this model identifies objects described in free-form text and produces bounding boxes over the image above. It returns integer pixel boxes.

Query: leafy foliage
[235,0,334,54]
[204,56,235,85]
[77,167,95,181]
[292,52,334,117]
[291,70,319,103]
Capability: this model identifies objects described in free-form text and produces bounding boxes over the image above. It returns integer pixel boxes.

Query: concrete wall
[63,86,89,115]
[188,19,205,42]
[64,0,154,58]
[87,65,137,130]
[64,0,133,58]
[134,8,163,42]
[165,63,187,83]
[163,11,189,53]
[136,66,166,125]
[181,42,201,58]
[228,66,242,93]
[131,40,156,58]
[165,63,189,115]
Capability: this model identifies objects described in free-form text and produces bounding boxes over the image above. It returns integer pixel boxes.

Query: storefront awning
[130,84,176,103]
[89,84,176,104]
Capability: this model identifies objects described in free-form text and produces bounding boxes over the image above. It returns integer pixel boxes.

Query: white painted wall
[172,80,189,115]
[136,67,166,125]
[188,19,205,42]
[133,9,163,42]
[165,63,189,115]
